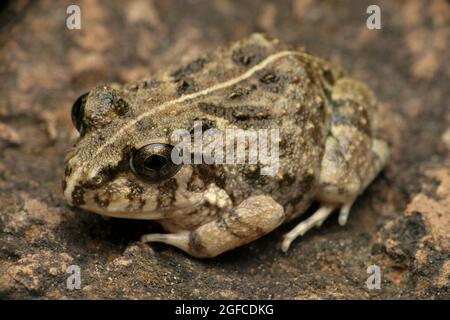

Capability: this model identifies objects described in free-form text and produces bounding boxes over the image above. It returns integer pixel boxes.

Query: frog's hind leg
[282,78,389,252]
[141,195,285,258]
[337,138,389,225]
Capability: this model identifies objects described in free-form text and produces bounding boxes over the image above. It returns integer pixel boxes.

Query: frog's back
[147,34,343,217]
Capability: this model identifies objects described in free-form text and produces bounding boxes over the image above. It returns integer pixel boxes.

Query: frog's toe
[337,200,355,226]
[141,232,191,253]
[281,205,336,253]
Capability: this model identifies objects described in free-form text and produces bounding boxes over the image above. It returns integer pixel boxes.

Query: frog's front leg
[282,78,389,252]
[141,195,285,258]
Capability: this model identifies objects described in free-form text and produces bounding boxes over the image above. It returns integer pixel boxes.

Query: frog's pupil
[144,154,167,170]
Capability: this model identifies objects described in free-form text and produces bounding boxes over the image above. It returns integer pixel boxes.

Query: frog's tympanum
[63,34,389,258]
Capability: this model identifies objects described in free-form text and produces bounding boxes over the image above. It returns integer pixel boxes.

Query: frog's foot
[281,205,334,252]
[337,199,355,226]
[281,198,362,252]
[141,231,191,252]
[141,195,285,258]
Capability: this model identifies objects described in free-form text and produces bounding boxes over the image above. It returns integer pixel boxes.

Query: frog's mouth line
[78,197,205,220]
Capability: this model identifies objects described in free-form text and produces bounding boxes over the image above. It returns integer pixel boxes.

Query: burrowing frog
[63,34,389,258]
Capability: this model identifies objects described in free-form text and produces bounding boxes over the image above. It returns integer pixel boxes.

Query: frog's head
[63,85,217,219]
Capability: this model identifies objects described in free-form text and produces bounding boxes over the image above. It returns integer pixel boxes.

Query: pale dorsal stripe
[65,50,319,202]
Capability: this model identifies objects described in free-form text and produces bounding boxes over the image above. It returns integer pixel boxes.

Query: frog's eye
[71,92,89,135]
[131,143,182,183]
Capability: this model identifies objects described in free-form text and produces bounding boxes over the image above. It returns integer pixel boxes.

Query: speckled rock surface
[0,0,449,299]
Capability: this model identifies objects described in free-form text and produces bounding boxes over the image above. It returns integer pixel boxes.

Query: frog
[63,34,389,258]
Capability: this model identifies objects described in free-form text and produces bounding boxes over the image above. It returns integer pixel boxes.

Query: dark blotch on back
[171,58,205,96]
[259,72,279,84]
[190,118,216,135]
[171,58,207,80]
[232,46,264,66]
[114,98,129,116]
[256,69,287,94]
[126,79,161,91]
[198,102,271,122]
[176,78,197,95]
[228,84,257,99]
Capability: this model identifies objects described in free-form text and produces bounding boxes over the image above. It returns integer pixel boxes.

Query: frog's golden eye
[71,92,89,135]
[131,143,182,183]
